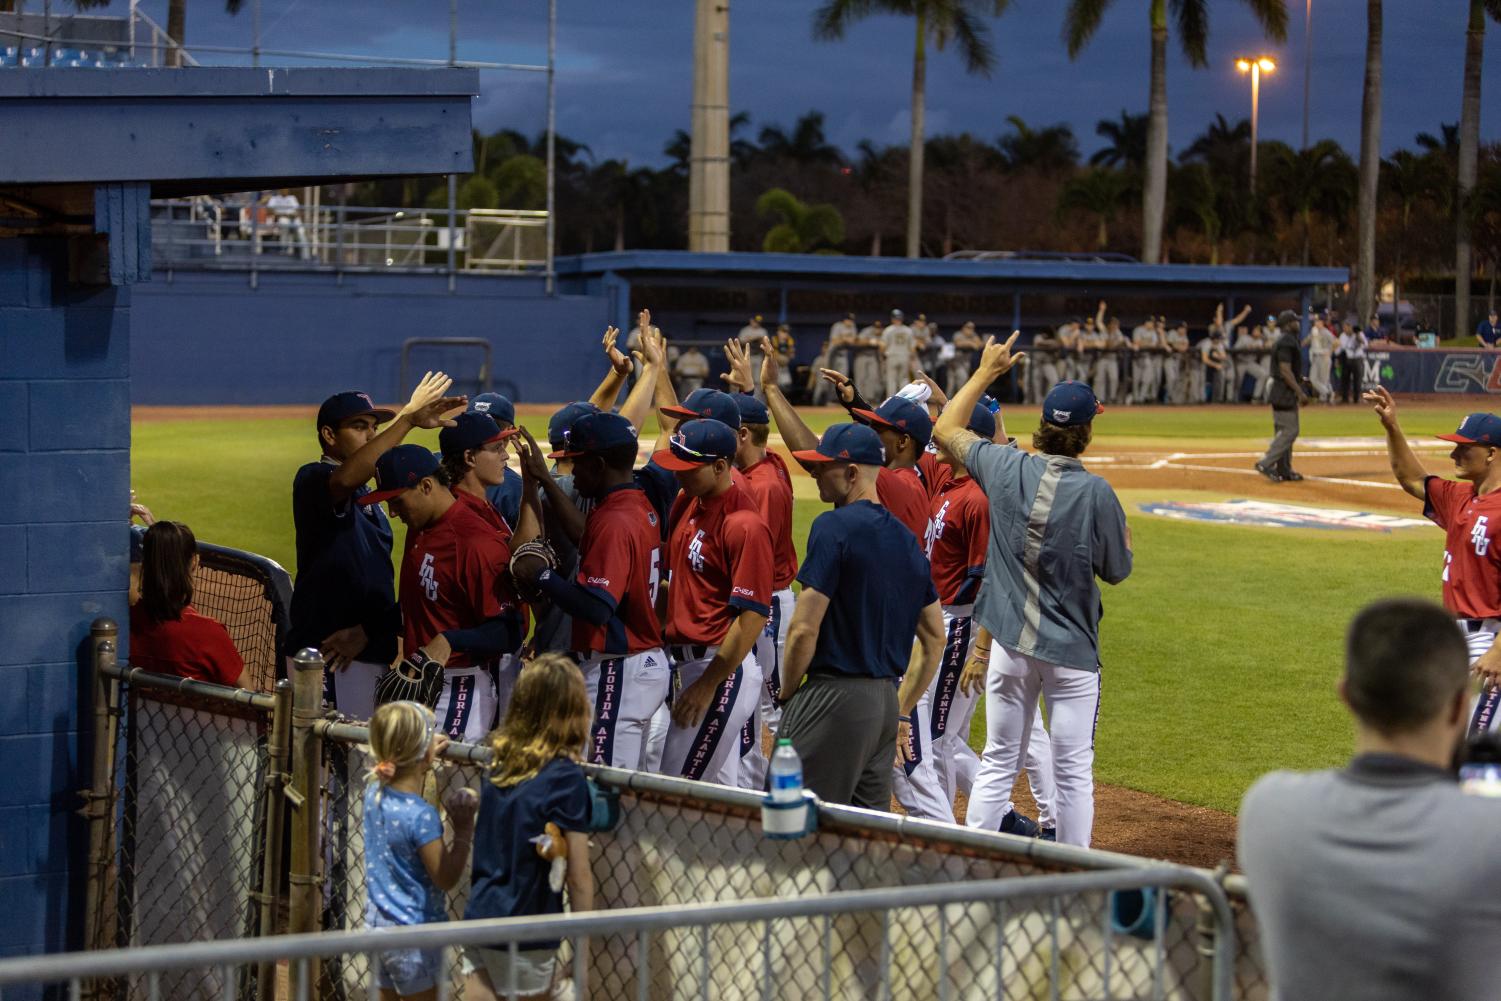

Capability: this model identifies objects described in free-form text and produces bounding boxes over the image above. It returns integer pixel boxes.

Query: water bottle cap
[776,738,792,747]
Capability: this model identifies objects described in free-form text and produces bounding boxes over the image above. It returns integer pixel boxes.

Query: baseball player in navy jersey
[361,445,524,742]
[651,419,775,786]
[935,336,1132,847]
[287,374,464,719]
[508,412,671,770]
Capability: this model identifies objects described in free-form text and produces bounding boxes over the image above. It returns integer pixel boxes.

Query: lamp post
[1236,56,1277,192]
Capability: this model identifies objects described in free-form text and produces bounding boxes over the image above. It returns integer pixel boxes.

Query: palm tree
[757,112,845,166]
[165,0,244,67]
[1381,150,1448,330]
[665,112,756,174]
[814,0,1010,258]
[1455,3,1501,338]
[996,115,1079,173]
[1063,0,1288,264]
[755,188,845,254]
[1057,168,1131,249]
[1182,114,1252,177]
[1262,139,1357,265]
[1167,162,1224,262]
[1091,110,1149,170]
[850,140,906,255]
[1356,0,1382,321]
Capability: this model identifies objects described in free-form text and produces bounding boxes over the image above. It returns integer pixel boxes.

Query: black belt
[669,644,712,662]
[1462,618,1497,634]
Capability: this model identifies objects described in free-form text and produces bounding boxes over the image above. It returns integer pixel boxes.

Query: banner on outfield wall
[1372,348,1501,394]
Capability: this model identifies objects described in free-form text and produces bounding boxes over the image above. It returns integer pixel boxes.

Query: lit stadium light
[1234,55,1278,192]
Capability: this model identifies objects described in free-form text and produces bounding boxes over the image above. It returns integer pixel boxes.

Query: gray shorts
[461,944,557,996]
[375,946,443,995]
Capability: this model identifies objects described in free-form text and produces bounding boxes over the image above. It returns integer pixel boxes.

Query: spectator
[265,189,310,260]
[1478,308,1501,349]
[1337,320,1368,403]
[1364,312,1385,345]
[129,521,247,688]
[1239,597,1501,1001]
[673,344,710,396]
[881,309,917,399]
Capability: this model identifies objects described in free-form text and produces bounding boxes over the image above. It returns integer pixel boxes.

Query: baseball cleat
[1281,469,1305,481]
[1254,462,1283,483]
[998,810,1041,838]
[1040,827,1057,842]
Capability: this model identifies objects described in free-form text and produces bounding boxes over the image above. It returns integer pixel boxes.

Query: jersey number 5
[648,547,662,606]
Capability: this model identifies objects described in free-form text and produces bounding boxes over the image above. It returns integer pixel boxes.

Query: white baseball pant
[660,645,763,787]
[739,587,794,789]
[965,643,1099,847]
[433,664,499,744]
[579,649,671,771]
[296,657,384,721]
[1464,618,1501,735]
[931,608,1055,829]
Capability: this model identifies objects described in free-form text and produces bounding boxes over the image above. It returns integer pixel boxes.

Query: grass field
[132,401,1472,814]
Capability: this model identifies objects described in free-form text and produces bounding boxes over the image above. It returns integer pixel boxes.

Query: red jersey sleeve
[197,614,245,687]
[722,511,774,617]
[1424,476,1471,529]
[461,533,517,623]
[576,520,631,609]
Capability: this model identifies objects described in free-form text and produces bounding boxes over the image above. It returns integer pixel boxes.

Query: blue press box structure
[2,45,141,69]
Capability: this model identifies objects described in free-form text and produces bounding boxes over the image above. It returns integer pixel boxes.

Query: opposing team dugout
[0,66,477,961]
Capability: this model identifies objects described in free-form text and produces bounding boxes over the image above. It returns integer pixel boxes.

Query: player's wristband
[898,715,913,724]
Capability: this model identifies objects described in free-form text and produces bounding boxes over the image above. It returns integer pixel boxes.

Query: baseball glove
[510,538,560,603]
[374,650,445,709]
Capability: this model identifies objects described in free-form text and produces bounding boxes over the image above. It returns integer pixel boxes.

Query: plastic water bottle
[769,739,803,804]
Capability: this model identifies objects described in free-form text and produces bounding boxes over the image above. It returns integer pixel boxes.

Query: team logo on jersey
[924,500,950,557]
[419,552,439,600]
[687,529,707,572]
[1474,516,1491,557]
[648,512,658,527]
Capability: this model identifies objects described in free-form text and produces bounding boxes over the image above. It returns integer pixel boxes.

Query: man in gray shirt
[934,335,1132,846]
[1239,597,1501,1001]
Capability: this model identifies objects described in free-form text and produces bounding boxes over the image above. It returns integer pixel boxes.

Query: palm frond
[945,5,997,76]
[812,0,885,41]
[1487,0,1501,24]
[1241,0,1289,42]
[1171,0,1210,67]
[1062,0,1112,58]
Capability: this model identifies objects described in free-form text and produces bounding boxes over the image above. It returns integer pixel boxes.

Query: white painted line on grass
[1160,461,1405,490]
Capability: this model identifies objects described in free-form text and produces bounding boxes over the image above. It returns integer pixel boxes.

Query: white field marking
[1157,461,1405,490]
[1161,449,1399,460]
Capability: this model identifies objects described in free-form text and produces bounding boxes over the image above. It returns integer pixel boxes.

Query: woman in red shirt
[129,522,247,688]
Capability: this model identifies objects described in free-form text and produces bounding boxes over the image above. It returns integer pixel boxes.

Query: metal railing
[152,199,549,277]
[3,868,1234,1000]
[71,614,1270,1000]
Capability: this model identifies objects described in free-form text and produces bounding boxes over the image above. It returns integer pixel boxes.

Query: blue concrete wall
[131,272,613,406]
[0,237,132,960]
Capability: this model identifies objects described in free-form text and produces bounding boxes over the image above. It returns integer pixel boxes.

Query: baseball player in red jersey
[652,419,775,786]
[725,392,800,788]
[361,445,523,742]
[511,412,671,770]
[1368,390,1501,733]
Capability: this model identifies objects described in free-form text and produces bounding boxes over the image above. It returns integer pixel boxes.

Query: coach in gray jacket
[1239,597,1501,1001]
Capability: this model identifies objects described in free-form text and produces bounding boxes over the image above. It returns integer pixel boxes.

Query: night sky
[146,0,1501,166]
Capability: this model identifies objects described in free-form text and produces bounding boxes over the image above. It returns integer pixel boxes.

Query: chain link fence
[81,625,1267,1000]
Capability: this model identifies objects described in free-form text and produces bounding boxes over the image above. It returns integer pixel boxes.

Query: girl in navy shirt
[463,654,594,1001]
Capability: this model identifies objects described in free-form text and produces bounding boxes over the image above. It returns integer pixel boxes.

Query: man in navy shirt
[1478,310,1501,349]
[287,374,464,717]
[776,423,946,808]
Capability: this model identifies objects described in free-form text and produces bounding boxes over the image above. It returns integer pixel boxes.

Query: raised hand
[1363,386,1398,426]
[511,425,552,482]
[759,335,781,388]
[400,371,456,422]
[642,324,667,369]
[602,326,632,376]
[444,787,479,831]
[817,368,856,405]
[721,338,754,393]
[978,331,1026,378]
[638,308,652,337]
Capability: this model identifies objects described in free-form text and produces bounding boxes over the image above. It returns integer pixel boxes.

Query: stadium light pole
[1236,56,1276,193]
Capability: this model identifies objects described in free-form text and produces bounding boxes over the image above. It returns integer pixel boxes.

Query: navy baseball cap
[734,392,769,425]
[1042,381,1104,427]
[791,423,886,467]
[852,396,933,447]
[548,412,638,459]
[317,391,395,429]
[467,393,515,426]
[661,388,742,430]
[358,444,441,506]
[651,418,738,471]
[1439,413,1501,447]
[548,401,602,448]
[438,412,517,457]
[968,402,997,440]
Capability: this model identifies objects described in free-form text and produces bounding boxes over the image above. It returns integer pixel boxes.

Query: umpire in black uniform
[775,424,946,808]
[1256,310,1311,483]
